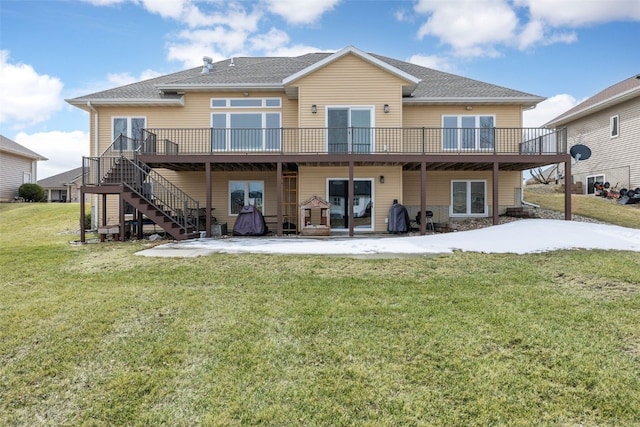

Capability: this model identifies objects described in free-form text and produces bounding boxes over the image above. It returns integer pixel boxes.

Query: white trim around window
[211,97,281,108]
[211,112,281,151]
[610,114,619,138]
[450,180,488,217]
[228,180,264,216]
[112,116,146,151]
[442,115,496,151]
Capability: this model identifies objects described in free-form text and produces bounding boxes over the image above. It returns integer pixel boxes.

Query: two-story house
[546,74,640,195]
[67,46,571,241]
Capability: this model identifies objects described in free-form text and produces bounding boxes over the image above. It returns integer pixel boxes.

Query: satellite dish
[570,144,591,162]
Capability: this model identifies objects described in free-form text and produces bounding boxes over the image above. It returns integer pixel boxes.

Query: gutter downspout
[87,101,99,229]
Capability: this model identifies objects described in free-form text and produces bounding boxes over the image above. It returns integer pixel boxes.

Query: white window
[610,115,619,138]
[211,98,281,108]
[229,181,264,215]
[23,172,32,184]
[442,115,495,150]
[212,113,281,151]
[451,180,487,216]
[211,98,282,151]
[113,117,145,151]
[586,175,605,195]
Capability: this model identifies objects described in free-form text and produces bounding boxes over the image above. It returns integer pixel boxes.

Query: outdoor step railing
[141,127,567,155]
[83,134,200,233]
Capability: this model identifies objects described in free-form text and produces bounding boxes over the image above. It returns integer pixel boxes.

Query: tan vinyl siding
[402,170,521,222]
[566,97,640,191]
[299,165,403,232]
[92,92,295,155]
[403,104,524,153]
[291,54,407,152]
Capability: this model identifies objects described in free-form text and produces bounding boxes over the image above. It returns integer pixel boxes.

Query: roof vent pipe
[202,56,213,73]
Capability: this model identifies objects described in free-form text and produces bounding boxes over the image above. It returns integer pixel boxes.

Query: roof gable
[0,135,47,160]
[546,74,640,127]
[283,46,420,88]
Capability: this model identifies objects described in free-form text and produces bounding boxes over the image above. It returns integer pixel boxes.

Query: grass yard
[1,203,639,426]
[524,185,640,229]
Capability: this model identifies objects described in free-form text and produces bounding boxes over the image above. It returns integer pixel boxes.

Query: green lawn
[524,186,640,229]
[1,203,639,426]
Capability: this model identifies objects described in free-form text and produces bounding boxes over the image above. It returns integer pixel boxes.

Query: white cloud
[167,27,251,67]
[415,0,518,57]
[106,69,162,87]
[14,130,90,179]
[138,0,188,19]
[0,50,64,129]
[413,0,640,57]
[407,54,455,72]
[263,0,340,25]
[516,0,640,27]
[523,94,580,127]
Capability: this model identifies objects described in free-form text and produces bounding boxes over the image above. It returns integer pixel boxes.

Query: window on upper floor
[212,112,281,151]
[442,115,495,150]
[211,98,282,151]
[610,115,619,138]
[113,117,146,151]
[211,98,281,108]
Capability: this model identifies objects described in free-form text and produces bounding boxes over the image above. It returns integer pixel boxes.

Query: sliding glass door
[328,179,373,230]
[327,107,373,153]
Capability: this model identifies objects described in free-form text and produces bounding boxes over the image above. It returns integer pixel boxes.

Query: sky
[136,219,640,257]
[1,0,639,179]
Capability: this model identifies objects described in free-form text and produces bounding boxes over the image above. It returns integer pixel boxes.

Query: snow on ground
[136,219,640,258]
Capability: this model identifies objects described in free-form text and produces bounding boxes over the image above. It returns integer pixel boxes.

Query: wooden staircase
[83,135,200,241]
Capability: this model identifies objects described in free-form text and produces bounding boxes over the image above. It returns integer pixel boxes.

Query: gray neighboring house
[0,135,48,202]
[38,167,85,203]
[546,74,640,194]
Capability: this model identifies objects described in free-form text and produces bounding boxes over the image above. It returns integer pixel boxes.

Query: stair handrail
[119,157,200,232]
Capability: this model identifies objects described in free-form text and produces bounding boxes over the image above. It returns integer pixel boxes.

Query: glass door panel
[328,109,349,153]
[328,179,372,230]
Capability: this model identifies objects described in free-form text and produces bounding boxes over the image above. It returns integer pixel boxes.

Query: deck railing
[141,127,567,155]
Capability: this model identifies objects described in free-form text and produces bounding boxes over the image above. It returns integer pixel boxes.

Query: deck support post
[493,161,499,225]
[80,191,86,243]
[276,161,283,236]
[348,160,354,237]
[119,191,126,241]
[206,162,212,237]
[564,157,572,220]
[420,161,426,235]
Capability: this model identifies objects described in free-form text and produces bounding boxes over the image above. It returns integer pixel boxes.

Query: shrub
[18,183,45,202]
[84,212,92,230]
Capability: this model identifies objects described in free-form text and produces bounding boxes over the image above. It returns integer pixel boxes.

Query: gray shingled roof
[546,74,640,127]
[38,167,83,188]
[67,48,543,106]
[0,135,47,160]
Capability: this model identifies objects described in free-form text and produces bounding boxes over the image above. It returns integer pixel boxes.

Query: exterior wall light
[311,104,317,114]
[465,105,473,110]
[383,104,390,113]
[379,175,385,184]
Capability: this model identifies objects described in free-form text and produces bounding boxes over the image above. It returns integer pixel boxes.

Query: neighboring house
[66,46,571,241]
[37,167,85,203]
[0,135,48,202]
[546,74,640,194]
